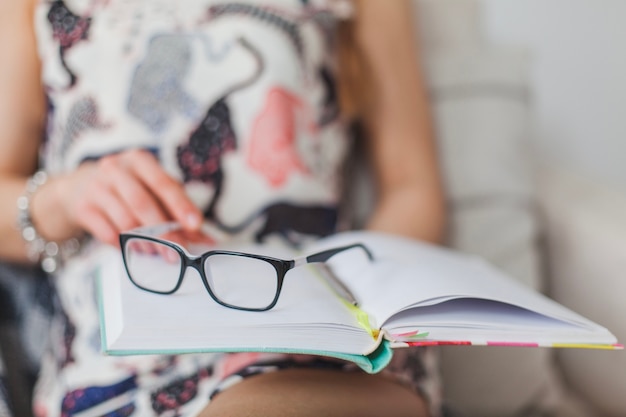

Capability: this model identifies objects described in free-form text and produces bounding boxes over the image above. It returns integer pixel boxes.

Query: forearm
[0,0,59,262]
[363,107,446,244]
[366,183,445,244]
[0,176,39,263]
[353,0,445,244]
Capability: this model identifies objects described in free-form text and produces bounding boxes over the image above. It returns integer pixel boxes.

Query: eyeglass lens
[124,237,280,310]
[204,254,279,310]
[124,237,183,293]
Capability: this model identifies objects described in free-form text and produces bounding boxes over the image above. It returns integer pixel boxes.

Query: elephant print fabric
[37,0,350,244]
[30,1,374,416]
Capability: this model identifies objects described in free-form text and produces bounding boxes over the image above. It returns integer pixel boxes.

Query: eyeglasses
[119,223,374,312]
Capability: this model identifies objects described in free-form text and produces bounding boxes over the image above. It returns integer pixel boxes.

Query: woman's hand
[34,149,203,247]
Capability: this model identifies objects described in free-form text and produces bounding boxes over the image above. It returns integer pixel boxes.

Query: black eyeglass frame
[119,232,374,312]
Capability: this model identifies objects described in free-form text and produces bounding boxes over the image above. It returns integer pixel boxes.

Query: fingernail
[187,213,202,229]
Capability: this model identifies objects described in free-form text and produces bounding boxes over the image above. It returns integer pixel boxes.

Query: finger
[90,183,141,233]
[123,150,203,230]
[126,239,158,257]
[99,154,171,227]
[140,240,157,255]
[162,230,215,248]
[138,239,180,264]
[142,232,181,263]
[126,240,143,254]
[185,230,216,246]
[74,202,119,247]
[161,230,185,246]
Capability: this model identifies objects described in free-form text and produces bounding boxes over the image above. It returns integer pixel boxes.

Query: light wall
[481,0,626,193]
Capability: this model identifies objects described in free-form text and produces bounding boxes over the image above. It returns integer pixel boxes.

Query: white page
[386,298,578,330]
[384,299,615,345]
[313,231,608,333]
[99,246,377,354]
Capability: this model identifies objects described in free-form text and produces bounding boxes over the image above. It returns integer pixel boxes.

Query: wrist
[30,172,82,240]
[18,171,82,272]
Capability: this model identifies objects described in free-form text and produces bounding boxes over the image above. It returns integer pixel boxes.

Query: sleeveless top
[32,1,443,416]
[37,0,352,243]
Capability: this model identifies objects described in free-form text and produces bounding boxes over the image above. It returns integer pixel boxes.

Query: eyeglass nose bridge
[185,255,203,271]
[181,255,207,281]
[183,254,218,292]
[172,253,202,279]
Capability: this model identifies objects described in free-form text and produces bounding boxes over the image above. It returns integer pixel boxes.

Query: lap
[199,368,430,417]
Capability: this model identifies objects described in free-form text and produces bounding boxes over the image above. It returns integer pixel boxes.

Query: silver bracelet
[16,171,80,273]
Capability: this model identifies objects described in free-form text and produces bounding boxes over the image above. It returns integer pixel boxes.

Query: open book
[97,230,621,373]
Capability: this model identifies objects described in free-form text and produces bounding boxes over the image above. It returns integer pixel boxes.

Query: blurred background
[413,1,626,416]
[484,0,626,192]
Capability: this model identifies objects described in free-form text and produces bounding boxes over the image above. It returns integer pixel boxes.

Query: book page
[311,231,615,342]
[383,298,615,345]
[98,245,378,355]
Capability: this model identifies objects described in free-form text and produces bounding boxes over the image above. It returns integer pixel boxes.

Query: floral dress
[32,0,442,416]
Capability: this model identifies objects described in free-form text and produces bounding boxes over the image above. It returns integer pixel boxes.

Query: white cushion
[538,168,626,417]
[415,0,482,54]
[416,2,579,414]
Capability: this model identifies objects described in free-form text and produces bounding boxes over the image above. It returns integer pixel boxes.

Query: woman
[0,0,445,416]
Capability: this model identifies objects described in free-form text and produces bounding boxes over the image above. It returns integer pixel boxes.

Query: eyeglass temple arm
[304,243,374,265]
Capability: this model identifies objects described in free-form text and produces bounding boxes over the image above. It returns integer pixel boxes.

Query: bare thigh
[199,368,430,417]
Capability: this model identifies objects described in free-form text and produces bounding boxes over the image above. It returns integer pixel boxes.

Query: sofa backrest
[415,1,575,416]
